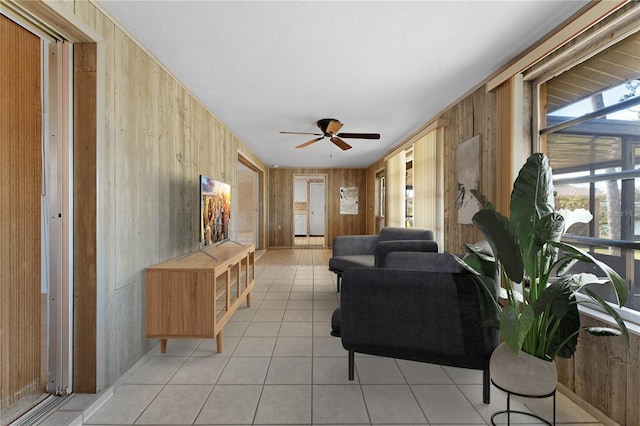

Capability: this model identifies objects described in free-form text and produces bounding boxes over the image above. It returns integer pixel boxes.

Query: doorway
[293,175,326,248]
[236,157,263,249]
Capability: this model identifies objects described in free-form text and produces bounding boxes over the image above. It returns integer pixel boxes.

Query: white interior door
[309,182,325,235]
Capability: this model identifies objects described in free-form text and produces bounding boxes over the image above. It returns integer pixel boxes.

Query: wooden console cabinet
[145,242,255,353]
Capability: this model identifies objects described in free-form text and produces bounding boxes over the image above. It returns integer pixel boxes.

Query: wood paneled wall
[431,80,640,423]
[438,86,496,253]
[0,14,43,410]
[362,87,497,254]
[414,81,638,423]
[73,42,98,393]
[268,168,367,247]
[62,0,268,389]
[556,314,640,425]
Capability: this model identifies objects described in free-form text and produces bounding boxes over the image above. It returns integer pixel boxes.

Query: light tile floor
[38,248,605,425]
[294,236,325,248]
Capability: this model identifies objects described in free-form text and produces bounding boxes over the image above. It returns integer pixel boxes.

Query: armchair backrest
[384,251,463,273]
[378,227,434,242]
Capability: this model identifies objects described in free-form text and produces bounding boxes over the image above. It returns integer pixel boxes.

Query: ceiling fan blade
[330,137,352,150]
[280,131,323,136]
[296,136,324,149]
[326,120,344,135]
[336,132,381,139]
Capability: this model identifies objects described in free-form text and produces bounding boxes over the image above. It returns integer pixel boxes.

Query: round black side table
[490,378,556,426]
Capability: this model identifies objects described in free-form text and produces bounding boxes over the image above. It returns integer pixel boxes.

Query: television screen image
[200,175,231,246]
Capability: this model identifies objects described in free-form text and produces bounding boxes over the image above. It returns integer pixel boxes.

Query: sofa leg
[348,350,354,380]
[483,368,490,404]
[336,274,341,292]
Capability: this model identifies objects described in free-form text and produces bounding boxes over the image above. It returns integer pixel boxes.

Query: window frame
[532,24,640,324]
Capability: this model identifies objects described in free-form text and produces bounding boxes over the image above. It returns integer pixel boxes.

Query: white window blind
[385,150,406,227]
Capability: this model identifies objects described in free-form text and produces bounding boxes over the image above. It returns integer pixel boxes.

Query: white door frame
[293,174,327,244]
[46,39,74,395]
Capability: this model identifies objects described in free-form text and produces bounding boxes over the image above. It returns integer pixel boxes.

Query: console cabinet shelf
[145,242,255,353]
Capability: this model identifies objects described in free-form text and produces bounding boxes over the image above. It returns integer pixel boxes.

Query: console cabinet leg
[160,339,167,353]
[216,330,224,353]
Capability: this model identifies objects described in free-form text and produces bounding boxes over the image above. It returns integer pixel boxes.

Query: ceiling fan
[280,118,380,150]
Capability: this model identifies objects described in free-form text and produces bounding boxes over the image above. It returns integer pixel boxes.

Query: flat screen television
[200,175,231,246]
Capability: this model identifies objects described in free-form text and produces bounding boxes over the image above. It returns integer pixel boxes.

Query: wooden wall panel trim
[73,42,98,393]
[0,14,43,410]
[365,159,385,235]
[12,0,100,42]
[494,79,513,216]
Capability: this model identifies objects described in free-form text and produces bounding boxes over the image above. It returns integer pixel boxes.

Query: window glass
[543,76,640,311]
[549,80,640,118]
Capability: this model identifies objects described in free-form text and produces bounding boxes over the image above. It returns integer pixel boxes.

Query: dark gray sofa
[328,227,437,291]
[332,251,499,404]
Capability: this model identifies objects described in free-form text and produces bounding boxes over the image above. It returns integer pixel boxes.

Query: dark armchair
[333,251,499,403]
[328,227,438,291]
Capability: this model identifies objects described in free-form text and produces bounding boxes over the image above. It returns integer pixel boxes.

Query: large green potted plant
[459,153,629,379]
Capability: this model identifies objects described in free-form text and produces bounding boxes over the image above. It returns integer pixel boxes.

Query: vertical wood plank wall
[268,168,367,247]
[73,42,98,393]
[436,81,639,423]
[434,82,639,423]
[0,14,43,410]
[64,0,268,388]
[554,314,640,425]
[438,86,495,253]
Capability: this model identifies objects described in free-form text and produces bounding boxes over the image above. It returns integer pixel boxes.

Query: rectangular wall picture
[457,135,481,224]
[339,187,358,215]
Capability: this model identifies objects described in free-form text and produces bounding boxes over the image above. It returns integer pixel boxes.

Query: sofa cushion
[374,240,439,267]
[329,255,375,272]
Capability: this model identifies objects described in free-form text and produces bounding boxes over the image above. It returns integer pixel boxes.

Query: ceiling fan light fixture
[281,118,380,151]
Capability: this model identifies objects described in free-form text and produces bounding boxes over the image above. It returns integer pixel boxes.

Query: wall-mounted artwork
[339,186,358,215]
[457,135,480,224]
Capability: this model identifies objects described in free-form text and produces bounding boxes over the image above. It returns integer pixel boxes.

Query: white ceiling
[97,0,589,169]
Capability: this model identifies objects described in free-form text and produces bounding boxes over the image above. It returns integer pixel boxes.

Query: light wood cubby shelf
[145,241,255,353]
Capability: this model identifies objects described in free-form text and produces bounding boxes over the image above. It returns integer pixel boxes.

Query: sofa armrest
[332,235,379,256]
[374,240,439,267]
[339,267,498,369]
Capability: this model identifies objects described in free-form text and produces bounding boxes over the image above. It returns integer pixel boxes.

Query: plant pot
[489,342,557,397]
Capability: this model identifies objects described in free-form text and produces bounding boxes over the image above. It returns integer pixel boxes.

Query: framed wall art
[457,135,481,224]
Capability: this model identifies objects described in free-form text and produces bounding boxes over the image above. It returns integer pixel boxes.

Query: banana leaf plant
[458,153,629,361]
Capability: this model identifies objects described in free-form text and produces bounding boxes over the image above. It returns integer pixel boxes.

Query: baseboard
[556,382,620,426]
[80,342,161,422]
